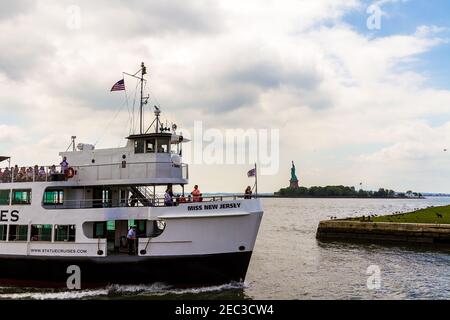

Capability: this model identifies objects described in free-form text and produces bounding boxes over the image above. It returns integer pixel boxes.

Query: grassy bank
[317,205,450,246]
[367,205,450,224]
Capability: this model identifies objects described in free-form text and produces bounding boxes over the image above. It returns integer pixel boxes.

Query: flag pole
[123,63,147,134]
[140,62,146,134]
[255,163,258,199]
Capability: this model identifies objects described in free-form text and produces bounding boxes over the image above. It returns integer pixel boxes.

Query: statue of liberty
[290,161,299,188]
[291,161,298,181]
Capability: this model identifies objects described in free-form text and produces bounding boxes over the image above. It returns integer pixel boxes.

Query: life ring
[65,167,75,179]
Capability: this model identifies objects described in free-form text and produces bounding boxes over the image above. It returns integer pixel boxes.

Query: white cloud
[0,125,22,143]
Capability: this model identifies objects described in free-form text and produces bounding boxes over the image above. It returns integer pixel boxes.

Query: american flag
[247,168,256,177]
[110,79,125,91]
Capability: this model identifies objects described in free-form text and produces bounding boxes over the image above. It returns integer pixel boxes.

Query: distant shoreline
[258,194,425,199]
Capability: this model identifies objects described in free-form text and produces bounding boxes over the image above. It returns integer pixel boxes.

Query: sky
[1,0,450,193]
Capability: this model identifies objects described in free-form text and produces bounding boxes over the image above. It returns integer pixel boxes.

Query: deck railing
[43,194,253,209]
[0,162,189,184]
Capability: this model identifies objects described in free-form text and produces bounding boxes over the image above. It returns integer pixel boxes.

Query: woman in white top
[164,186,174,206]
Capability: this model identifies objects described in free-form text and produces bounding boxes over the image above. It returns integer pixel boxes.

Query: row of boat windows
[0,189,32,205]
[0,224,75,242]
[134,138,173,154]
[0,220,147,242]
[0,189,63,206]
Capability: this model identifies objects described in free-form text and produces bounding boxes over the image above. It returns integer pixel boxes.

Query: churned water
[0,197,449,300]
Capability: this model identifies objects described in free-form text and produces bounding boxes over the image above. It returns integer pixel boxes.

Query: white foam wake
[0,289,109,300]
[0,282,248,300]
[108,281,247,296]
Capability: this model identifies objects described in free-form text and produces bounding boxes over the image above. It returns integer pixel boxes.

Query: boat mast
[124,62,149,135]
[133,63,166,135]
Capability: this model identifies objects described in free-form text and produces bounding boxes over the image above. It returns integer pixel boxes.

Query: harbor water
[1,197,449,300]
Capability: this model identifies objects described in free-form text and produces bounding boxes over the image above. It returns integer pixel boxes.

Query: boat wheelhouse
[0,63,263,288]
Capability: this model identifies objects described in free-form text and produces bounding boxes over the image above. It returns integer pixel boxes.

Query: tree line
[275,186,419,198]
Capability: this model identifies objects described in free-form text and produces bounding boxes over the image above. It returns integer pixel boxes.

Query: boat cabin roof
[0,156,10,163]
[127,133,172,140]
[126,133,190,143]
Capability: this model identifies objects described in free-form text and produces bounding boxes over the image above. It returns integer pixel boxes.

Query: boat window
[107,220,115,231]
[12,189,31,205]
[145,139,155,153]
[93,221,106,238]
[134,140,145,154]
[44,190,64,205]
[102,190,111,208]
[54,225,76,242]
[0,190,10,205]
[0,225,6,241]
[31,224,52,241]
[157,138,169,153]
[149,220,166,237]
[8,225,28,241]
[136,220,147,237]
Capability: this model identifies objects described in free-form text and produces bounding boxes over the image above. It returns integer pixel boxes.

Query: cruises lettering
[0,210,19,222]
[187,203,241,211]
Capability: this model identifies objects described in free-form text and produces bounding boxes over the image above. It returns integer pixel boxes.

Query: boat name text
[187,202,241,211]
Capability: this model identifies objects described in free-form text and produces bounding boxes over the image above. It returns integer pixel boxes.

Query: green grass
[355,205,450,224]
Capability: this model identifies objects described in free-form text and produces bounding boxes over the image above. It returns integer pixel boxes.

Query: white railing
[43,194,253,209]
[0,162,189,184]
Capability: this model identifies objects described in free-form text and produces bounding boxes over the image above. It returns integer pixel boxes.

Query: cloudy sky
[1,0,450,193]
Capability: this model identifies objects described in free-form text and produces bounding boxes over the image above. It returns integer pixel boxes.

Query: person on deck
[26,167,33,181]
[60,156,69,174]
[164,185,174,206]
[2,168,10,183]
[49,165,57,175]
[129,194,138,207]
[244,186,252,199]
[18,167,26,181]
[127,226,137,255]
[13,165,19,181]
[33,165,39,181]
[38,166,46,181]
[191,185,201,202]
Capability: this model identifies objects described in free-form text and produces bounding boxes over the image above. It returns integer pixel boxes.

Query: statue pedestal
[289,179,299,189]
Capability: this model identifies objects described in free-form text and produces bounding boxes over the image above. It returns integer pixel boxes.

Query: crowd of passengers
[0,157,70,183]
[0,165,59,183]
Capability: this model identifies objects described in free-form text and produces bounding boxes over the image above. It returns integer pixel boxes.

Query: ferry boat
[0,63,263,288]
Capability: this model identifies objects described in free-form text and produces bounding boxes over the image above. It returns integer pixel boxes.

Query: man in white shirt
[127,226,137,255]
